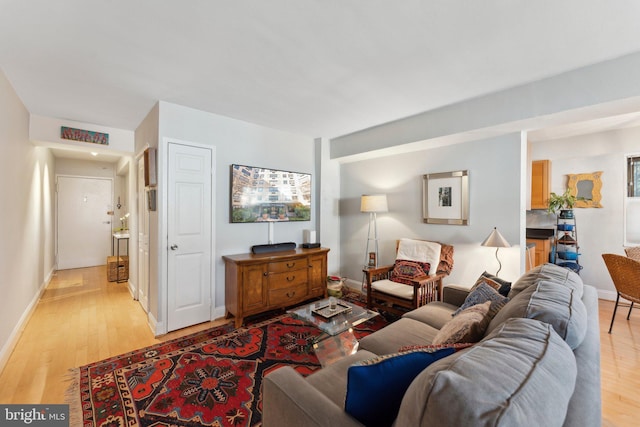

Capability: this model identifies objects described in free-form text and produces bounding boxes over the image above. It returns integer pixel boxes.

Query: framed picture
[423,170,469,225]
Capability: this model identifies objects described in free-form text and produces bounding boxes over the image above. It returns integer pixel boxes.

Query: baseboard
[212,306,226,321]
[344,278,364,293]
[597,289,618,302]
[0,266,54,375]
[147,312,160,336]
[127,280,138,301]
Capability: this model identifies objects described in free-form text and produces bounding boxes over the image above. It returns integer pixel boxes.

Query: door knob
[170,244,178,250]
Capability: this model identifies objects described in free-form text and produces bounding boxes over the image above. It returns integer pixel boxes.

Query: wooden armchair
[365,239,454,316]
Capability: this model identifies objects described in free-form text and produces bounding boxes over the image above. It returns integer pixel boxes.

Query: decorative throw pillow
[432,301,491,345]
[390,259,430,285]
[345,348,455,427]
[474,271,511,296]
[453,281,510,318]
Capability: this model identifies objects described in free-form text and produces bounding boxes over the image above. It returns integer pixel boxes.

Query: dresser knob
[287,262,295,268]
[286,275,295,282]
[286,291,296,298]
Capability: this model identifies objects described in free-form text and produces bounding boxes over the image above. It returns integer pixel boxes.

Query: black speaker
[302,243,321,249]
[251,242,297,254]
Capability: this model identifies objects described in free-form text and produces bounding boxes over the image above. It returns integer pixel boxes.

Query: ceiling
[3,1,640,144]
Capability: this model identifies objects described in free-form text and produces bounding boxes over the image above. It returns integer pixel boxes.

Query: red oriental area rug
[66,299,388,427]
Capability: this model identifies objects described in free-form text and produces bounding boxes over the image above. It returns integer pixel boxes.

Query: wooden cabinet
[526,238,551,269]
[223,247,329,327]
[531,160,551,209]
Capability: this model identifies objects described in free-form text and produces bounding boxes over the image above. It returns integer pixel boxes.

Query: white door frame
[157,137,216,335]
[136,156,150,312]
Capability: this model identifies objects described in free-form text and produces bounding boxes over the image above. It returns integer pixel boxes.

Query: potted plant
[547,189,577,218]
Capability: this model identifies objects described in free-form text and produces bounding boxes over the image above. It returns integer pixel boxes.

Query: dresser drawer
[269,270,308,290]
[269,283,308,306]
[268,258,308,273]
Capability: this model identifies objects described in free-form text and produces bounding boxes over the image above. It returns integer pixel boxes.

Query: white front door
[57,176,113,270]
[137,158,150,311]
[167,142,213,331]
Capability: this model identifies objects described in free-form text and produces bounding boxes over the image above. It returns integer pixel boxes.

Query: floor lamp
[361,194,388,269]
[481,227,511,276]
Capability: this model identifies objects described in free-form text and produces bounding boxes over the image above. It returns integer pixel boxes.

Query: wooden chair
[365,239,453,316]
[624,246,640,262]
[602,253,640,333]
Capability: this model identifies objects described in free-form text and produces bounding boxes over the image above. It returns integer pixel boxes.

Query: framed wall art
[422,170,469,225]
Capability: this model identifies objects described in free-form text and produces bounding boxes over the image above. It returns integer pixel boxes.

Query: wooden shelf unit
[222,247,329,328]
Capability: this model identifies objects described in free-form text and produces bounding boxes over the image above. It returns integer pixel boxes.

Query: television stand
[222,247,330,328]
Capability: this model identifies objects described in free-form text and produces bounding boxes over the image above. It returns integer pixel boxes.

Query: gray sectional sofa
[263,263,601,427]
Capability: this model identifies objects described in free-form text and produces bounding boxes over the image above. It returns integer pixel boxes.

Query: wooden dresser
[222,247,329,327]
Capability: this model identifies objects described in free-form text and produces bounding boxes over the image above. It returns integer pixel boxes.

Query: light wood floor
[0,266,638,426]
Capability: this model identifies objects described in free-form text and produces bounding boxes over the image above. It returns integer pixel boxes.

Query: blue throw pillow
[345,348,455,427]
[453,281,510,318]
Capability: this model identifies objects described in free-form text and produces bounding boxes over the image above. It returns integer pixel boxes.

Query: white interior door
[57,176,112,270]
[167,142,213,331]
[137,158,150,311]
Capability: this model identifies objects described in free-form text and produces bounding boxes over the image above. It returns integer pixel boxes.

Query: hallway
[0,266,224,404]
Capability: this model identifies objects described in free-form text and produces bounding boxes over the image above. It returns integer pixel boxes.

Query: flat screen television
[230,164,311,223]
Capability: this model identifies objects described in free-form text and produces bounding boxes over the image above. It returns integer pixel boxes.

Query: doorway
[56,176,113,269]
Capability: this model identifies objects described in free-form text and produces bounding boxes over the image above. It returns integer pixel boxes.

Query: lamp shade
[481,227,511,248]
[360,194,388,213]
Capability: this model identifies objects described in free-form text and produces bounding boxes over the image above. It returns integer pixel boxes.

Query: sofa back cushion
[509,263,583,299]
[487,279,587,350]
[396,318,577,427]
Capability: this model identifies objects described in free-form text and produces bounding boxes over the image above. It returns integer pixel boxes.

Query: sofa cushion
[396,318,578,427]
[452,281,509,318]
[390,259,430,285]
[398,342,474,352]
[402,301,459,330]
[359,318,440,355]
[487,280,587,349]
[371,279,415,300]
[344,348,455,427]
[509,262,583,299]
[474,271,511,296]
[305,350,377,408]
[432,301,491,345]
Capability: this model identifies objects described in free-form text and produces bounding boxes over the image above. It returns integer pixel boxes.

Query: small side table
[112,232,130,282]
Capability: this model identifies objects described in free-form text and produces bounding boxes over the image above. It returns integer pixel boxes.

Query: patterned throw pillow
[345,347,455,427]
[390,259,430,285]
[453,281,510,318]
[432,301,492,345]
[475,271,511,296]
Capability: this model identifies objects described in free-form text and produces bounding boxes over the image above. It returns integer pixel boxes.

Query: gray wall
[339,134,524,287]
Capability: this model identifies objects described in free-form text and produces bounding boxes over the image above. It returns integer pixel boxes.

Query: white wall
[531,126,640,298]
[30,114,134,154]
[137,101,317,332]
[0,70,56,368]
[339,133,524,288]
[316,137,341,276]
